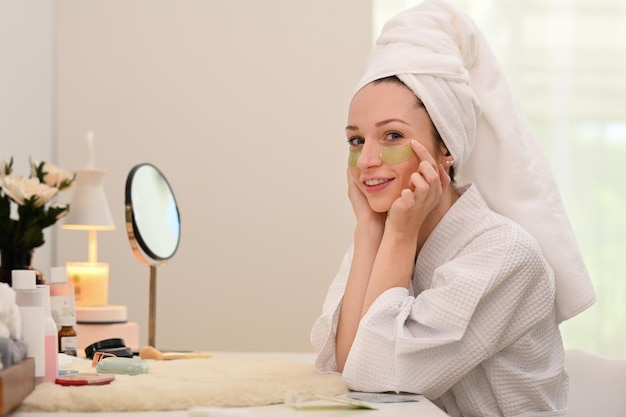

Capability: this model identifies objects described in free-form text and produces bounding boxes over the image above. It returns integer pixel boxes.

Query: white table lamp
[62,132,115,306]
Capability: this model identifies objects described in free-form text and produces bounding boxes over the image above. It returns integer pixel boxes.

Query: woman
[310,1,596,416]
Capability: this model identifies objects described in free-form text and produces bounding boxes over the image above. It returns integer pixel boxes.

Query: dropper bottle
[48,266,76,331]
[58,302,78,356]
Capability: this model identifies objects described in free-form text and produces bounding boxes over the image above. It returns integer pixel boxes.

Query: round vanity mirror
[125,163,181,347]
[125,163,180,264]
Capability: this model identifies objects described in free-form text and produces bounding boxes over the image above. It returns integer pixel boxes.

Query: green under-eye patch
[348,143,414,168]
[348,150,361,168]
[381,143,415,165]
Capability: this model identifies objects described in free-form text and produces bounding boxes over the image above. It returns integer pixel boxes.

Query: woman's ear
[439,145,454,172]
[439,144,451,161]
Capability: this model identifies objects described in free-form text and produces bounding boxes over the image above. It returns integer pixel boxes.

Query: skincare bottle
[48,266,76,331]
[38,285,59,382]
[13,270,46,382]
[58,302,78,356]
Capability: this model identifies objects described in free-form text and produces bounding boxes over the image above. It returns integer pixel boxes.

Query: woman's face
[346,80,440,213]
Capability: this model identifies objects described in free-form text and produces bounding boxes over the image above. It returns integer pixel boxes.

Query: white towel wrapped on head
[354,0,595,322]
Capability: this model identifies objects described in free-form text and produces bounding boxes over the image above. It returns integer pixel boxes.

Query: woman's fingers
[347,168,365,206]
[410,140,449,195]
[387,141,452,231]
[411,140,437,169]
[410,160,441,200]
[347,168,381,222]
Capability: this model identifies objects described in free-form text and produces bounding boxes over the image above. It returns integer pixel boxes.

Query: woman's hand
[386,140,451,236]
[337,170,386,371]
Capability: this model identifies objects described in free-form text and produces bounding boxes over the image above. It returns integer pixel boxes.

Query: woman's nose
[356,142,382,170]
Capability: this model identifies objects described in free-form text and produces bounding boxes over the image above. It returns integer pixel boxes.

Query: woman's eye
[385,132,403,142]
[346,137,364,147]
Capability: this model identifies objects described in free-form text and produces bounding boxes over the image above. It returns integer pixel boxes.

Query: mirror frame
[124,163,181,266]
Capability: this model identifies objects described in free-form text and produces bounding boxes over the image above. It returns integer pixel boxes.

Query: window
[373,0,626,357]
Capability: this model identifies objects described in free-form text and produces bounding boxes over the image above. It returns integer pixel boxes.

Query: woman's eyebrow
[346,118,411,131]
[375,118,411,127]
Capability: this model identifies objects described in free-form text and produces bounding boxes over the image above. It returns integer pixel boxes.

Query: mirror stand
[125,163,180,348]
[149,265,157,347]
[125,203,162,347]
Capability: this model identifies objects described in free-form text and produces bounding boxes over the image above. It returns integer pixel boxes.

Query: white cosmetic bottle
[13,269,46,383]
[38,284,59,382]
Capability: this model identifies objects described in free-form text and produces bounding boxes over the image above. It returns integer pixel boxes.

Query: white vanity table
[12,401,449,417]
[10,352,450,417]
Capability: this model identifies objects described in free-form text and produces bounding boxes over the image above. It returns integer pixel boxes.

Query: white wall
[54,1,371,351]
[0,0,56,272]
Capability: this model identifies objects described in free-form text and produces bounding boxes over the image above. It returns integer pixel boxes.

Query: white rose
[0,175,58,207]
[31,160,74,189]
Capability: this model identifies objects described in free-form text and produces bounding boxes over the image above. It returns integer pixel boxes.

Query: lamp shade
[62,169,115,231]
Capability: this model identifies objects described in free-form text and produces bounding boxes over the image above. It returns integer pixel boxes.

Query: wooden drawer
[0,358,35,417]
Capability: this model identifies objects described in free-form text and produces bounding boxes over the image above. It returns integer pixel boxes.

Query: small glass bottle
[48,266,76,331]
[58,302,78,356]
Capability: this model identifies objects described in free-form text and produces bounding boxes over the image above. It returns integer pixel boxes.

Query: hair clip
[91,351,117,368]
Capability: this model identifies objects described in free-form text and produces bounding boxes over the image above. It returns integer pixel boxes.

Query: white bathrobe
[311,185,568,417]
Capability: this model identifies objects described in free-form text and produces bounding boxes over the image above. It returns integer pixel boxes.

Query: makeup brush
[139,345,213,360]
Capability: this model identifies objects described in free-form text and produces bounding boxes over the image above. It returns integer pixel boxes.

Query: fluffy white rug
[19,355,347,412]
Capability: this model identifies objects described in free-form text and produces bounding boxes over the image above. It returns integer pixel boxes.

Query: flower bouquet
[0,157,75,285]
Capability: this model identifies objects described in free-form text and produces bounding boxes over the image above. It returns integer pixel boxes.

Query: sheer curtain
[373,0,626,357]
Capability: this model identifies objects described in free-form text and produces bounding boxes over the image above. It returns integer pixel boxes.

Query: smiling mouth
[364,178,392,187]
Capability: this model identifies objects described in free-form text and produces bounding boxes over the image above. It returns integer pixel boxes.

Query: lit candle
[66,262,109,306]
